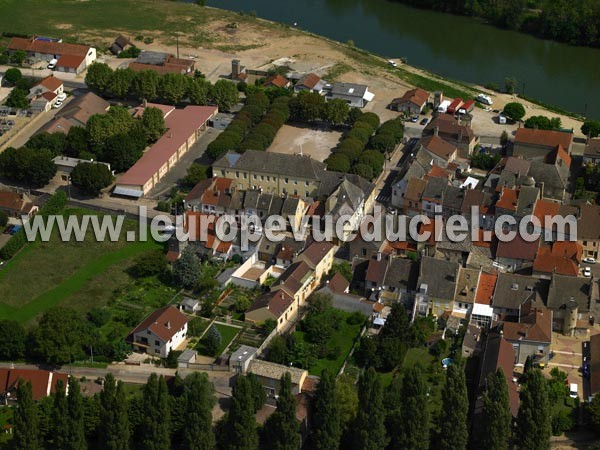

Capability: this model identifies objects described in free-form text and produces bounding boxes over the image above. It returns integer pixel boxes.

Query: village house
[263,74,291,89]
[498,299,553,365]
[126,305,189,358]
[114,104,217,197]
[0,190,38,218]
[422,113,478,158]
[390,88,430,114]
[110,35,132,55]
[419,135,458,166]
[229,345,259,374]
[532,241,582,278]
[577,204,600,260]
[0,369,69,404]
[248,359,308,396]
[129,50,195,75]
[589,333,600,397]
[547,274,596,335]
[41,92,110,134]
[583,138,600,165]
[293,73,327,95]
[325,82,374,108]
[470,272,497,328]
[295,241,335,285]
[491,273,549,320]
[8,37,97,74]
[451,267,480,320]
[414,256,459,317]
[27,75,64,112]
[513,128,573,161]
[494,235,540,272]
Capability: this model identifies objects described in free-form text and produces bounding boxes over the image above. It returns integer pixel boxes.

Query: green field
[0,208,162,324]
[295,311,363,376]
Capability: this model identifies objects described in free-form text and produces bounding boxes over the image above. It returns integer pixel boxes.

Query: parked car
[410,115,419,123]
[387,60,398,68]
[53,100,63,109]
[3,225,14,234]
[583,267,592,277]
[56,93,67,102]
[47,58,58,70]
[420,118,428,126]
[9,225,21,235]
[570,383,578,399]
[584,257,596,264]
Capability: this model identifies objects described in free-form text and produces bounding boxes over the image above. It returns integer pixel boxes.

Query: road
[0,361,234,396]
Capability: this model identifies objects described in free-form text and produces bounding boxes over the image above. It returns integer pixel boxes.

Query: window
[266,176,270,181]
[305,191,309,197]
[235,171,239,178]
[253,174,257,180]
[294,190,298,195]
[243,172,247,179]
[285,178,289,183]
[305,181,309,186]
[294,179,298,185]
[147,330,151,335]
[221,170,225,176]
[155,340,160,346]
[362,248,367,257]
[261,175,264,181]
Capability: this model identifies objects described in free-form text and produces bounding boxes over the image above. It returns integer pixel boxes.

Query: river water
[199,0,600,119]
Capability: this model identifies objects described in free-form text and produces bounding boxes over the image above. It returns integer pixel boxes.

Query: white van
[47,58,58,70]
[569,383,578,399]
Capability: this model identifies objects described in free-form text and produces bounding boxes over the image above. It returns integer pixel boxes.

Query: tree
[203,325,222,356]
[350,367,387,450]
[10,50,26,65]
[183,163,208,187]
[329,261,353,282]
[30,307,87,365]
[359,150,385,177]
[188,77,211,105]
[356,112,380,130]
[52,380,70,449]
[109,68,135,98]
[369,133,396,153]
[324,98,350,125]
[311,370,341,450]
[582,120,600,138]
[27,131,66,156]
[500,130,509,146]
[85,62,114,93]
[325,153,351,172]
[129,250,167,278]
[587,392,600,433]
[140,374,171,450]
[99,374,130,450]
[524,115,562,130]
[438,363,469,450]
[516,369,552,450]
[13,381,42,450]
[141,106,166,142]
[5,87,29,108]
[133,69,160,101]
[66,378,87,450]
[65,126,89,158]
[477,368,512,450]
[210,79,239,111]
[0,210,7,228]
[290,91,325,122]
[503,102,526,121]
[102,129,146,173]
[0,319,26,360]
[182,372,216,450]
[350,163,374,180]
[173,246,202,289]
[260,373,302,450]
[218,375,259,450]
[70,162,114,195]
[87,106,137,147]
[504,76,517,94]
[4,67,22,85]
[158,73,190,104]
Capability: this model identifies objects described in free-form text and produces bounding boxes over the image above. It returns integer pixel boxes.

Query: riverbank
[0,0,586,137]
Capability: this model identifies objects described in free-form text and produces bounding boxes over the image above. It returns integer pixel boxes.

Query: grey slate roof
[330,82,368,98]
[384,258,419,292]
[136,50,169,65]
[528,161,567,201]
[492,273,549,310]
[516,186,540,217]
[442,186,465,212]
[418,257,460,300]
[214,150,326,180]
[422,177,449,201]
[281,197,301,215]
[547,274,591,313]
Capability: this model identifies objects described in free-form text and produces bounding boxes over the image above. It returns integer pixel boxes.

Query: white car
[53,100,63,109]
[387,60,398,68]
[583,267,592,277]
[584,257,596,264]
[47,58,58,70]
[56,93,67,102]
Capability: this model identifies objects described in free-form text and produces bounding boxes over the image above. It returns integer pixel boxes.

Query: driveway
[146,127,221,200]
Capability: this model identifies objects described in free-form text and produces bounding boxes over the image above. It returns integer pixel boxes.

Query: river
[199,0,600,119]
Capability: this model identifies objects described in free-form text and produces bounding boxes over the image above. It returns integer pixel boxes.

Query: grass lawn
[400,347,446,415]
[196,323,241,358]
[295,311,363,376]
[0,208,162,324]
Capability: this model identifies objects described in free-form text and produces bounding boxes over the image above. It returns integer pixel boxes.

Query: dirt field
[267,124,342,162]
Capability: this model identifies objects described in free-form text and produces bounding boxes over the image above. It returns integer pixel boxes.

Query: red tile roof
[546,144,572,168]
[297,73,321,89]
[533,242,581,276]
[421,135,457,160]
[117,105,217,186]
[128,305,188,343]
[391,88,429,107]
[495,188,518,212]
[475,272,497,305]
[514,128,573,149]
[34,75,63,92]
[41,91,57,102]
[0,368,68,401]
[247,290,294,319]
[496,235,539,261]
[300,241,334,268]
[533,199,560,227]
[56,54,85,70]
[264,74,289,88]
[502,305,552,344]
[8,37,90,56]
[328,272,350,293]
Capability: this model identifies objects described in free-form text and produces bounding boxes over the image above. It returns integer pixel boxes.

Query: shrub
[325,153,351,173]
[368,133,396,153]
[350,163,374,180]
[356,112,380,129]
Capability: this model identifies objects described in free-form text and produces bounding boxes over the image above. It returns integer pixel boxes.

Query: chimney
[166,321,171,329]
[376,251,382,262]
[434,126,439,137]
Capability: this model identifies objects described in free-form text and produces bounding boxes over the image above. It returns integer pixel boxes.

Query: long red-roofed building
[0,368,69,402]
[114,104,217,197]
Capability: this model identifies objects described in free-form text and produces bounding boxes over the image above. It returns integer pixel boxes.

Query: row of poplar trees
[9,364,552,450]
